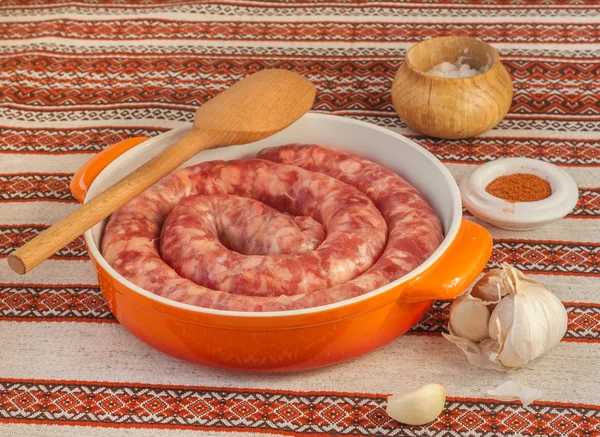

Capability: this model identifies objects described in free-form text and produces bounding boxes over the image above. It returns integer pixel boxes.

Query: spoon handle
[8,129,213,275]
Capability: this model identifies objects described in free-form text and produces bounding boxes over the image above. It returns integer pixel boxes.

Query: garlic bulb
[386,383,446,426]
[443,263,567,370]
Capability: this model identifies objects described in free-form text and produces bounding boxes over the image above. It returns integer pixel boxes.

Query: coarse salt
[428,56,489,78]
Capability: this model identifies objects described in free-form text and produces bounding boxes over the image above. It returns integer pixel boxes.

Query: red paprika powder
[485,173,551,202]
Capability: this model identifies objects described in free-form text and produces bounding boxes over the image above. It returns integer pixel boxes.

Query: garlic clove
[386,383,446,426]
[488,294,514,342]
[449,294,490,342]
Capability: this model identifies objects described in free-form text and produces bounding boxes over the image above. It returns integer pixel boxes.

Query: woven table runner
[1,1,599,436]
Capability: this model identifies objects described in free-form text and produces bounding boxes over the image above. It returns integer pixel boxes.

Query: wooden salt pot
[392,36,513,139]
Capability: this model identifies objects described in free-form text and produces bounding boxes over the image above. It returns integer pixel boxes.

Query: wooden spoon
[8,69,316,274]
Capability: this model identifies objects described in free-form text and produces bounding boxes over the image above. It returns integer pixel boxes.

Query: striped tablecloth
[1,1,599,436]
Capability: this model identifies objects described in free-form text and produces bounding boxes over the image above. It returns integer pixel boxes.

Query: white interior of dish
[84,113,462,317]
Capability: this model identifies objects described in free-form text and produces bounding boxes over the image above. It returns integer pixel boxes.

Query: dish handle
[398,219,492,303]
[70,137,149,203]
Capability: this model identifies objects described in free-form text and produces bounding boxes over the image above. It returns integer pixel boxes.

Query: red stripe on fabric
[515,271,600,277]
[466,213,600,219]
[0,223,59,227]
[0,282,96,287]
[0,317,116,324]
[0,102,197,112]
[454,160,600,166]
[2,104,600,122]
[6,18,600,25]
[4,50,600,63]
[0,376,598,437]
[450,395,600,409]
[0,124,169,132]
[0,407,595,437]
[494,238,600,246]
[4,35,600,45]
[444,159,600,168]
[0,151,112,155]
[0,255,90,261]
[3,153,598,166]
[1,0,599,10]
[0,199,78,204]
[3,376,599,407]
[0,172,74,176]
[0,419,303,436]
[562,337,600,343]
[0,173,76,202]
[0,125,597,144]
[564,301,600,307]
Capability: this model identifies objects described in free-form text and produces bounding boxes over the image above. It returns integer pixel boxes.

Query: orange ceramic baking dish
[71,113,492,372]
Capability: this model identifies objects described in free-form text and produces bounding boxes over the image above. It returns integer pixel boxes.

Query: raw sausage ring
[101,144,443,311]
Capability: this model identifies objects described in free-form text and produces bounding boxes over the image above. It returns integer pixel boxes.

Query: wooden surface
[392,36,513,139]
[7,69,316,274]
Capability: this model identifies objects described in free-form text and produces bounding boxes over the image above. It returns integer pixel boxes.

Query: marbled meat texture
[101,144,443,311]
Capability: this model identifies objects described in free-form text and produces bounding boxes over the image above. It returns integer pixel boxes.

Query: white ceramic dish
[459,157,579,231]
